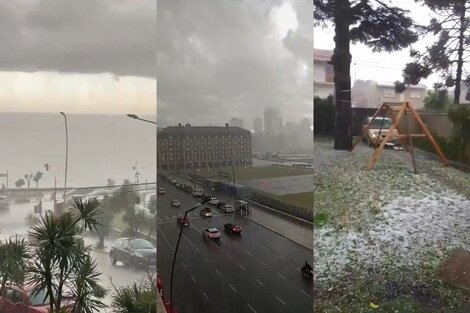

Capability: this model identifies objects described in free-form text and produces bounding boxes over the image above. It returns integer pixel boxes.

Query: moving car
[216,202,226,209]
[109,238,157,268]
[0,284,75,313]
[171,200,181,207]
[177,216,190,226]
[224,223,242,234]
[221,204,235,213]
[183,185,193,193]
[157,187,166,195]
[192,189,204,197]
[209,197,219,205]
[200,207,212,217]
[202,228,221,240]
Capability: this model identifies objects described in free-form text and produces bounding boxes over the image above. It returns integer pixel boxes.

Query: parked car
[221,204,235,213]
[171,200,181,207]
[200,207,212,217]
[0,284,75,313]
[157,188,166,195]
[362,116,401,148]
[177,216,190,226]
[216,202,226,209]
[209,197,219,205]
[183,185,193,193]
[109,238,157,268]
[202,228,221,240]
[224,223,242,234]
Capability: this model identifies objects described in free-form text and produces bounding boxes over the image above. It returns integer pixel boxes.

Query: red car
[0,284,74,313]
[224,223,242,234]
[177,217,190,227]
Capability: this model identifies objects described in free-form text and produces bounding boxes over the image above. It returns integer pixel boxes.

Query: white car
[209,197,219,205]
[202,228,221,240]
[221,204,234,213]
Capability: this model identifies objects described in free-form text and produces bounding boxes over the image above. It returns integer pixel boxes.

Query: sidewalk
[172,174,313,250]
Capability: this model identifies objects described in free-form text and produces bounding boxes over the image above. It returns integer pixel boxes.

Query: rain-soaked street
[0,194,151,312]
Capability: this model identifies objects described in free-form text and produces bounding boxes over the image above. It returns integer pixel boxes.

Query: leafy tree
[95,195,117,249]
[111,275,157,313]
[33,171,43,189]
[315,0,419,150]
[0,236,30,311]
[397,1,470,104]
[111,179,140,212]
[27,197,105,313]
[24,173,33,189]
[147,197,156,215]
[15,178,25,188]
[314,95,335,135]
[423,89,451,110]
[448,105,470,160]
[107,178,116,186]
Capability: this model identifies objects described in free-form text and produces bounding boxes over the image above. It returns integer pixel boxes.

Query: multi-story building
[314,49,334,98]
[264,108,280,136]
[253,117,263,134]
[157,123,252,171]
[229,117,245,129]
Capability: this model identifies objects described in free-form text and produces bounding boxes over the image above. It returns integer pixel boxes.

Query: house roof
[159,125,251,138]
[314,49,333,62]
[376,81,427,89]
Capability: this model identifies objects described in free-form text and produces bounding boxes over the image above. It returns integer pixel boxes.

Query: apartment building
[158,123,252,171]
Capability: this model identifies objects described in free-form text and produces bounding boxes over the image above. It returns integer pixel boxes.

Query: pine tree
[315,0,419,150]
[398,0,470,104]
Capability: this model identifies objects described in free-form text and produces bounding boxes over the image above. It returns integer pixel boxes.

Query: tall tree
[314,0,419,150]
[397,0,470,104]
[24,173,33,189]
[15,178,25,188]
[423,89,451,110]
[33,171,43,189]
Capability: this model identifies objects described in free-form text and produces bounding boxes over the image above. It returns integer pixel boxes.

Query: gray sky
[0,0,156,114]
[157,0,312,128]
[314,1,441,88]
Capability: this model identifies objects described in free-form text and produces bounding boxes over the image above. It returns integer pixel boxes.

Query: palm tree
[111,274,157,313]
[24,174,33,189]
[0,236,30,311]
[15,178,25,188]
[33,171,43,189]
[27,197,105,313]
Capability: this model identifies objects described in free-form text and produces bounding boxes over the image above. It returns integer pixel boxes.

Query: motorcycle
[301,266,313,279]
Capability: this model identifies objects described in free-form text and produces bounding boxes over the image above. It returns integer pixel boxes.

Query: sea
[0,113,156,188]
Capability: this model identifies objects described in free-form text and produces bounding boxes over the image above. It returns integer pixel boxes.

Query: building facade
[352,80,427,109]
[158,123,252,171]
[314,49,334,98]
[264,107,280,136]
[229,117,245,129]
[253,117,263,134]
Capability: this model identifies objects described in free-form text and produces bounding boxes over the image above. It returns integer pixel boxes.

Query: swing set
[351,101,449,172]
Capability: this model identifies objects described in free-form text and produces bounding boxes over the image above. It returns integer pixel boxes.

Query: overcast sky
[314,1,442,89]
[0,0,156,114]
[157,0,312,129]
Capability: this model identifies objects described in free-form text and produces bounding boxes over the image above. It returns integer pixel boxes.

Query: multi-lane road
[157,178,313,313]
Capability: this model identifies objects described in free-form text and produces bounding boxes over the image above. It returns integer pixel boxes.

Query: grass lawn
[198,166,311,182]
[262,191,313,210]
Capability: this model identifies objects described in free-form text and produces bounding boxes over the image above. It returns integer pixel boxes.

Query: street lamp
[126,114,157,125]
[169,196,210,313]
[59,112,68,201]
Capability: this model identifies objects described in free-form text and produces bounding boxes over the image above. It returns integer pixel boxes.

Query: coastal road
[157,178,313,313]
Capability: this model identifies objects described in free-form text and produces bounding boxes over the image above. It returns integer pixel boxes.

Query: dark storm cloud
[157,0,312,127]
[0,0,155,78]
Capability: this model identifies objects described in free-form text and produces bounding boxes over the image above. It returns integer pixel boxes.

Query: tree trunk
[333,0,352,150]
[454,4,466,104]
[97,233,105,249]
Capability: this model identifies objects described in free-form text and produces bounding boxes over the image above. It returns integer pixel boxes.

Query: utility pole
[60,112,68,200]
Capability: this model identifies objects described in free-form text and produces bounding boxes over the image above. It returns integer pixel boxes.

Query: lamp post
[60,112,68,201]
[126,114,157,125]
[169,196,210,312]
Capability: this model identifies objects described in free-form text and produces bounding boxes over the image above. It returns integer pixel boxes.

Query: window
[382,89,396,98]
[409,90,422,99]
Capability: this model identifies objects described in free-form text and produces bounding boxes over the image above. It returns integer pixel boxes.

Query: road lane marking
[215,269,222,276]
[204,257,210,263]
[157,228,174,251]
[275,296,286,306]
[191,275,197,283]
[255,279,263,286]
[164,215,169,220]
[225,252,233,259]
[262,245,270,252]
[244,249,251,254]
[195,247,200,253]
[247,304,257,313]
[228,284,237,292]
[299,289,311,298]
[258,259,266,266]
[231,240,239,246]
[203,292,208,300]
[277,273,286,280]
[182,262,187,269]
[239,264,246,271]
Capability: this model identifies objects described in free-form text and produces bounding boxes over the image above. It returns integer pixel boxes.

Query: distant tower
[229,117,244,129]
[264,108,279,136]
[253,117,263,134]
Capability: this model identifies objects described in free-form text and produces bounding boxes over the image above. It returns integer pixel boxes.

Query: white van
[192,189,204,197]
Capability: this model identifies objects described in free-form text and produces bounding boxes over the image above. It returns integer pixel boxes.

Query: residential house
[314,49,334,98]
